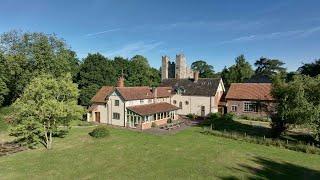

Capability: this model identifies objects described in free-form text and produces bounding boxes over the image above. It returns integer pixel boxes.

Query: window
[148,99,153,103]
[140,100,144,104]
[244,102,257,112]
[113,113,120,120]
[231,105,237,112]
[114,100,119,106]
[185,101,189,105]
[179,102,183,108]
[173,100,177,104]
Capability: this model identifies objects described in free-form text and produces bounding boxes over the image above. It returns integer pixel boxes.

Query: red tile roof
[127,102,180,116]
[91,86,172,103]
[116,87,171,101]
[156,87,172,98]
[226,83,274,101]
[91,86,114,103]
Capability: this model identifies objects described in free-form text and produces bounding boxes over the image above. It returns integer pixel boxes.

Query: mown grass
[0,126,319,179]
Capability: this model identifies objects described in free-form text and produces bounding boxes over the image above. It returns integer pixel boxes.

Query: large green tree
[298,59,320,77]
[221,55,254,87]
[191,60,215,78]
[126,55,160,87]
[10,74,84,149]
[254,57,286,78]
[271,75,320,139]
[0,30,79,105]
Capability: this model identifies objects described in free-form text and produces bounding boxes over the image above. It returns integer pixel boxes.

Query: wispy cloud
[219,25,320,44]
[84,28,121,37]
[105,41,163,57]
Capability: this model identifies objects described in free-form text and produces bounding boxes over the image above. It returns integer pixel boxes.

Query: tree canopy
[0,30,79,105]
[76,54,161,106]
[298,59,320,77]
[221,55,254,87]
[254,57,286,78]
[191,60,216,78]
[10,74,84,149]
[271,75,320,139]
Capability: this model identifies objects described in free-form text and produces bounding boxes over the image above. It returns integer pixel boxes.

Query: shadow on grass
[220,156,320,180]
[199,119,271,138]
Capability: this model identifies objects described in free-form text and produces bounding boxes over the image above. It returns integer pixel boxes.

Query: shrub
[151,122,157,128]
[221,113,234,121]
[186,113,197,120]
[167,118,172,123]
[89,126,109,138]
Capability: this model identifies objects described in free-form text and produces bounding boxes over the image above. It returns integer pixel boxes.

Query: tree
[10,74,84,149]
[254,57,286,78]
[0,53,9,106]
[126,55,160,87]
[271,75,320,140]
[77,53,116,106]
[221,55,254,87]
[191,60,215,78]
[0,30,79,105]
[298,59,320,77]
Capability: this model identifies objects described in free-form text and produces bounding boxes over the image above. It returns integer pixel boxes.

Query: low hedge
[89,126,109,138]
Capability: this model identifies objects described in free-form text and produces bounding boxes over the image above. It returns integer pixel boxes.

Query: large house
[225,83,275,117]
[87,76,180,129]
[159,72,225,116]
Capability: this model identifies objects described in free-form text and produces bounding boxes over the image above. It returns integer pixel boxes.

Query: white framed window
[173,100,177,104]
[113,113,120,120]
[148,99,153,103]
[114,100,119,106]
[243,102,257,112]
[185,101,189,105]
[231,105,237,112]
[140,100,144,104]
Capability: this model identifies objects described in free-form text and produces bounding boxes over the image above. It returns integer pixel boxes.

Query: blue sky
[1,0,320,71]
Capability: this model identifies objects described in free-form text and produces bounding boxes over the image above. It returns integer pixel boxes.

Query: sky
[1,0,320,72]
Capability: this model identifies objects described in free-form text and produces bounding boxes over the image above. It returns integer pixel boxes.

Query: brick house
[225,83,275,117]
[87,76,179,130]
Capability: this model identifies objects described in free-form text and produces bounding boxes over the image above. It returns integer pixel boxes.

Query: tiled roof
[127,102,180,116]
[116,87,171,101]
[226,83,274,101]
[91,86,114,103]
[156,87,172,98]
[160,78,222,96]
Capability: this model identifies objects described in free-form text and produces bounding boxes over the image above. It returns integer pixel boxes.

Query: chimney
[152,87,158,103]
[194,71,199,83]
[116,76,125,87]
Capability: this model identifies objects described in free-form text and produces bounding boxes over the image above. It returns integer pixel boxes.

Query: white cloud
[105,41,163,57]
[219,25,320,44]
[84,28,121,37]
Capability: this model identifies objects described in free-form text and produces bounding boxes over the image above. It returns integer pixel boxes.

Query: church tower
[161,56,169,80]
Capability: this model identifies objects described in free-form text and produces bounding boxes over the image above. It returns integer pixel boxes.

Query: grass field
[0,126,320,179]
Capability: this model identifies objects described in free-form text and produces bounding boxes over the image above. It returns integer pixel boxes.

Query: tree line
[0,30,319,148]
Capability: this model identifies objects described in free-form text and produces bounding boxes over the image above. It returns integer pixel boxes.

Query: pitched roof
[91,86,114,103]
[159,78,222,96]
[115,87,171,101]
[126,102,180,116]
[156,87,172,98]
[225,83,274,101]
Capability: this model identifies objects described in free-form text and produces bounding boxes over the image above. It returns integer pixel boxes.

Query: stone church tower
[161,54,194,80]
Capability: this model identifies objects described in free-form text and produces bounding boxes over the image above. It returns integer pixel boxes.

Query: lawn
[0,126,320,179]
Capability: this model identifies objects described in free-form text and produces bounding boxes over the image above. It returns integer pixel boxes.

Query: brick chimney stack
[194,71,199,83]
[117,71,125,87]
[152,87,158,103]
